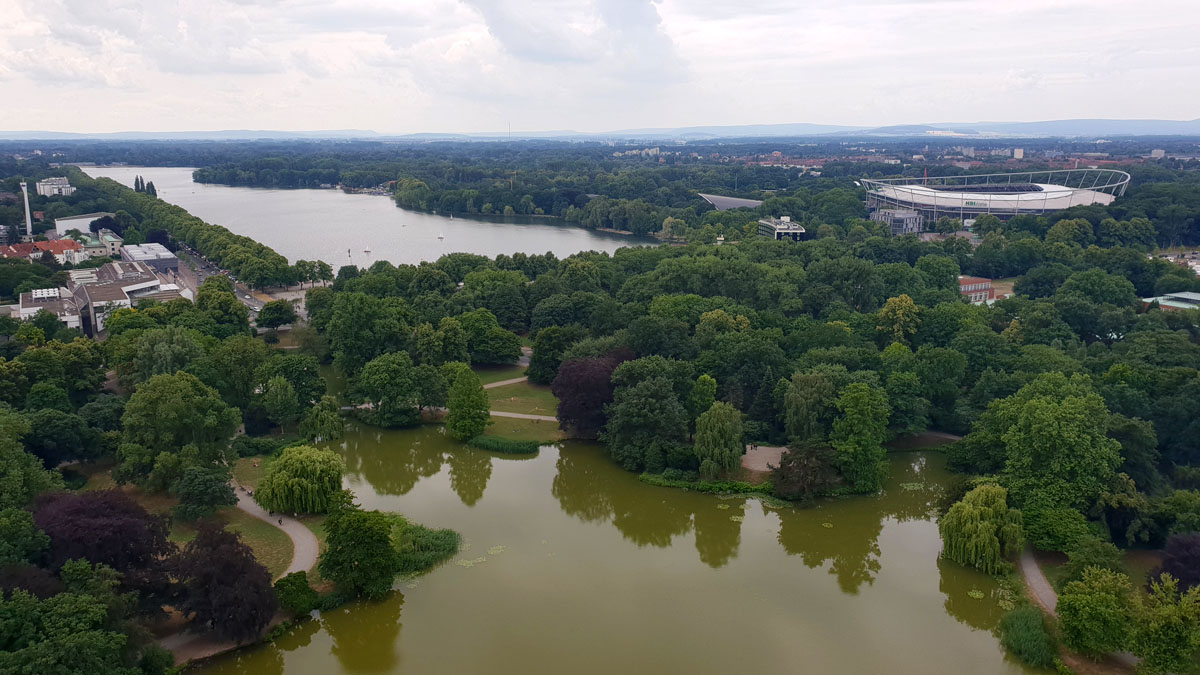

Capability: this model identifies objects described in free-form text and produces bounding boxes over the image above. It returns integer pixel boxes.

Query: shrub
[770,443,839,501]
[231,435,292,458]
[466,436,541,455]
[638,473,773,496]
[999,606,1057,668]
[274,571,318,615]
[1058,567,1132,657]
[390,517,461,576]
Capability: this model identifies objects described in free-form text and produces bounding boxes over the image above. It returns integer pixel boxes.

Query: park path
[484,376,529,389]
[233,483,319,577]
[1019,546,1139,671]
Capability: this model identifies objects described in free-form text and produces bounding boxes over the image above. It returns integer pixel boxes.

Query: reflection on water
[192,424,1030,675]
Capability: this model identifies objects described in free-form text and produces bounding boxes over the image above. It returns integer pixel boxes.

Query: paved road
[176,245,266,313]
[484,376,529,389]
[491,410,557,422]
[233,483,319,578]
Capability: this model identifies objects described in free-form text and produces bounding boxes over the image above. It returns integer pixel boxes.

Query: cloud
[0,0,1196,133]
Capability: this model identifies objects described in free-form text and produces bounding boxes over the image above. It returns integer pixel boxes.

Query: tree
[830,383,890,493]
[32,490,173,607]
[939,484,1023,575]
[319,507,402,599]
[256,354,326,406]
[884,371,929,438]
[685,374,718,430]
[527,324,588,385]
[205,334,273,409]
[1152,533,1200,592]
[876,294,920,344]
[0,439,63,510]
[171,466,236,522]
[262,375,301,431]
[131,325,205,383]
[21,409,98,467]
[1058,567,1132,657]
[784,371,837,442]
[257,299,297,333]
[274,571,318,615]
[352,351,420,427]
[0,507,49,565]
[693,402,743,479]
[300,395,344,443]
[196,276,250,339]
[172,524,277,642]
[1129,573,1200,675]
[551,355,623,438]
[446,370,490,441]
[122,372,241,457]
[770,442,839,500]
[603,376,688,472]
[254,445,344,514]
[24,381,71,412]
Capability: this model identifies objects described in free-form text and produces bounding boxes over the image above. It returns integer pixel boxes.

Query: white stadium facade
[861,169,1130,223]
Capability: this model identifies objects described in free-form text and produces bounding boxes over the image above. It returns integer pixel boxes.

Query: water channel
[193,423,1028,674]
[82,166,655,267]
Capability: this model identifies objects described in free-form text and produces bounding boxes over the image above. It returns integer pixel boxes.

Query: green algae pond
[192,423,1031,674]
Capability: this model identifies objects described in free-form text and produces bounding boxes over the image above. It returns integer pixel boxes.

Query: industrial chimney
[20,182,33,241]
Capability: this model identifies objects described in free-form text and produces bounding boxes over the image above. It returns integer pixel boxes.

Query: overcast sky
[1,0,1197,133]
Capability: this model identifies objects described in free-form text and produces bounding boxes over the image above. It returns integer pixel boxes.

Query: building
[0,243,35,259]
[959,276,995,304]
[1141,291,1200,312]
[77,229,123,258]
[1150,149,1166,159]
[69,261,191,336]
[1013,148,1024,160]
[54,212,115,237]
[862,169,1130,223]
[756,216,809,241]
[16,287,81,330]
[35,177,76,197]
[34,239,86,265]
[870,209,924,236]
[120,243,178,273]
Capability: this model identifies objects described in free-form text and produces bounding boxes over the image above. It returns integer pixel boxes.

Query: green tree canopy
[254,445,344,514]
[446,370,490,441]
[939,484,1023,575]
[830,382,890,493]
[693,402,743,479]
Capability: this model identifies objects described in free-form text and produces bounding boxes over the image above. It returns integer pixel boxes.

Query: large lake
[192,424,1028,675]
[82,166,654,266]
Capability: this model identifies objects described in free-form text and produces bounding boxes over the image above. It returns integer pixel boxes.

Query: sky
[0,0,1197,134]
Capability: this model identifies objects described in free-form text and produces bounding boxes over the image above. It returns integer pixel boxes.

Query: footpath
[159,483,318,666]
[1019,546,1139,672]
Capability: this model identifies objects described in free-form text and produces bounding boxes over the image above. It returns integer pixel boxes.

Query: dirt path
[484,376,529,389]
[233,483,319,577]
[741,445,786,472]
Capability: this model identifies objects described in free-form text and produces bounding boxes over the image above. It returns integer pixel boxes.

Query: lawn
[474,363,527,385]
[484,415,563,443]
[487,380,558,416]
[233,455,274,489]
[1037,548,1163,596]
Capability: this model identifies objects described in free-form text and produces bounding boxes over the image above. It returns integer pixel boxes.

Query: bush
[999,606,1057,668]
[770,443,839,501]
[274,571,318,615]
[231,435,294,458]
[638,473,773,496]
[392,519,461,576]
[466,436,541,454]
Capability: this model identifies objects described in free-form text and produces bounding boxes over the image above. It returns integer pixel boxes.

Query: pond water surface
[192,423,1028,674]
[82,166,655,267]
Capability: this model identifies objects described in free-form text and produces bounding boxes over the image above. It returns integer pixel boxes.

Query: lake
[192,424,1028,675]
[82,166,655,267]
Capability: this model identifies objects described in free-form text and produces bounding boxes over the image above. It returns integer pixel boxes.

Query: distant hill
[2,119,1199,141]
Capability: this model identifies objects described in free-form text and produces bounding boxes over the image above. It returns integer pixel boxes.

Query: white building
[35,177,76,197]
[69,261,192,337]
[1013,148,1024,159]
[120,242,179,273]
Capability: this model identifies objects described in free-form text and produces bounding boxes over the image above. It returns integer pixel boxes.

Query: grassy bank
[487,380,558,416]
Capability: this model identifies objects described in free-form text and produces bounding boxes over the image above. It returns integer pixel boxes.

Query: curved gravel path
[234,484,319,578]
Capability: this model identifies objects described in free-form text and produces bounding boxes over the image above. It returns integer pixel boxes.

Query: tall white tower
[20,181,34,241]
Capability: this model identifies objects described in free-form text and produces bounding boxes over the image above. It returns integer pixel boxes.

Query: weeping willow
[254,445,344,514]
[940,484,1024,575]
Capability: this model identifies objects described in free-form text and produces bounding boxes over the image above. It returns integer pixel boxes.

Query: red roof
[957,275,993,286]
[35,240,82,254]
[0,243,36,258]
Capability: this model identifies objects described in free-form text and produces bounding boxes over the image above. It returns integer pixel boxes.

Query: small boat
[364,247,371,255]
[437,233,445,240]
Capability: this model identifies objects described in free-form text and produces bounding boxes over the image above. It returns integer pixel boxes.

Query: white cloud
[0,0,1196,133]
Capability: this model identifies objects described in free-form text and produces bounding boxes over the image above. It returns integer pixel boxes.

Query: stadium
[861,169,1130,226]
